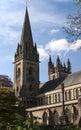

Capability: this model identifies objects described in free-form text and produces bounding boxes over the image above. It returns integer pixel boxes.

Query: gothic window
[49,110,53,125]
[53,110,59,125]
[40,98,43,105]
[16,68,21,79]
[49,95,51,104]
[65,108,71,123]
[45,96,48,105]
[58,93,60,102]
[74,88,78,99]
[55,94,57,103]
[69,90,71,100]
[42,112,48,125]
[72,106,78,120]
[67,91,69,100]
[79,88,81,96]
[76,88,78,99]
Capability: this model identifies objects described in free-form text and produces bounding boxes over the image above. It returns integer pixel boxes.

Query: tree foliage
[64,0,81,43]
[0,87,26,128]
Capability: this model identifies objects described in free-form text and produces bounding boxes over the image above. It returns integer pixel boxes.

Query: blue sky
[0,0,81,83]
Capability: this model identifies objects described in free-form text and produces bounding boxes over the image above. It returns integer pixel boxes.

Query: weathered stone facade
[27,80,81,125]
[14,7,81,125]
[14,8,39,107]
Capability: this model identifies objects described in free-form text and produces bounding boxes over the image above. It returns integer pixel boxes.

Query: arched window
[55,94,57,103]
[76,88,78,99]
[65,108,71,123]
[66,90,71,101]
[58,93,60,102]
[16,68,21,79]
[45,96,48,105]
[43,112,48,125]
[49,95,51,104]
[79,88,81,96]
[53,110,59,125]
[49,110,52,125]
[72,106,78,121]
[74,88,78,99]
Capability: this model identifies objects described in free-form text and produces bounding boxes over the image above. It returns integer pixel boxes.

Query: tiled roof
[39,71,81,94]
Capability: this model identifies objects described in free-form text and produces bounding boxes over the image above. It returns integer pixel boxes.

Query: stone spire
[14,7,39,61]
[20,7,33,46]
[67,58,71,73]
[49,55,52,63]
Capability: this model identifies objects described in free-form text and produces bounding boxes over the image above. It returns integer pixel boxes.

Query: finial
[26,0,29,8]
[26,0,27,7]
[49,55,52,63]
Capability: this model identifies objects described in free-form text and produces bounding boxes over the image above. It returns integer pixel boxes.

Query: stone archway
[53,110,59,125]
[42,112,48,125]
[72,105,78,121]
[65,108,71,123]
[48,109,52,126]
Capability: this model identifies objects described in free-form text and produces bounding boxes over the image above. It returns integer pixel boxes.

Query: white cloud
[37,39,81,61]
[37,46,49,61]
[70,40,81,51]
[46,39,69,52]
[0,0,66,44]
[46,39,81,53]
[50,29,60,34]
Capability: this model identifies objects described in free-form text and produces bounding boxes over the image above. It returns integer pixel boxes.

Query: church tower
[14,8,39,107]
[48,56,71,80]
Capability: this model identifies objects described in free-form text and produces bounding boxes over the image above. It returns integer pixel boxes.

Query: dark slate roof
[39,71,81,94]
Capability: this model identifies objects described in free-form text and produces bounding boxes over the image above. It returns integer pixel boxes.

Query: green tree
[0,87,26,128]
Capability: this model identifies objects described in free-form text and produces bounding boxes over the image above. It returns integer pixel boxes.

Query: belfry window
[16,68,21,79]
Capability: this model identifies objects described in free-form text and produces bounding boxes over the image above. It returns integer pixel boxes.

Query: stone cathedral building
[14,7,81,125]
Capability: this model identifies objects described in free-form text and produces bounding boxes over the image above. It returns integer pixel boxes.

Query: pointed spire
[35,42,37,52]
[49,55,52,63]
[67,58,71,72]
[20,7,33,46]
[56,55,60,67]
[64,62,66,68]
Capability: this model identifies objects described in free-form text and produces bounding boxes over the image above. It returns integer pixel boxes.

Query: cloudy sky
[0,0,81,82]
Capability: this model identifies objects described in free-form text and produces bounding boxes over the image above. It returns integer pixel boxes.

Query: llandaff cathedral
[14,7,81,125]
